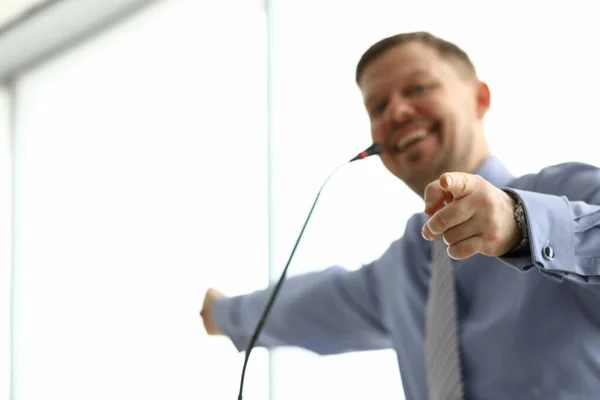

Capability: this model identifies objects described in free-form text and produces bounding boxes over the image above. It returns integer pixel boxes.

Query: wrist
[505,191,530,255]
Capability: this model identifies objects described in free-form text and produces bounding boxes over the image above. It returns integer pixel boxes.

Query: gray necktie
[425,238,465,400]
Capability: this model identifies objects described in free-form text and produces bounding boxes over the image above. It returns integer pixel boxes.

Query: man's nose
[386,94,416,123]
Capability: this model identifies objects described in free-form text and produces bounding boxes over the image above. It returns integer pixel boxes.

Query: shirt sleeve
[211,259,393,355]
[499,162,600,286]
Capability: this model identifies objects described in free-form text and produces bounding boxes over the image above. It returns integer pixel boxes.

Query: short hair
[355,31,477,84]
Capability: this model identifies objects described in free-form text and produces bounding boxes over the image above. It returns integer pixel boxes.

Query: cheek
[371,120,388,143]
[447,105,468,133]
[420,96,445,119]
[429,100,460,142]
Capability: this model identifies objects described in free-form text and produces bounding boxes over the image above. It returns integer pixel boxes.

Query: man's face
[359,41,490,196]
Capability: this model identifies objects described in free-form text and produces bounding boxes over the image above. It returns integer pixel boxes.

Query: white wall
[267,0,600,399]
[11,1,269,399]
[0,85,12,400]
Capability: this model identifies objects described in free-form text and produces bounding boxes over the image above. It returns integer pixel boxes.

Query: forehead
[359,42,453,101]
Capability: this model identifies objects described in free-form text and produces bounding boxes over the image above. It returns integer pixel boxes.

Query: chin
[399,155,446,185]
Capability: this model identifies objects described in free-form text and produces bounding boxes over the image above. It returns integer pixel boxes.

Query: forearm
[212,265,391,355]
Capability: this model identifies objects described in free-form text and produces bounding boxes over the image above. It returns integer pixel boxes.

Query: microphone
[237,143,381,400]
[348,142,382,162]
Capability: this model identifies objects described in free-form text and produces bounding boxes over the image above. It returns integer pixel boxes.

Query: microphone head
[366,142,382,156]
[349,142,382,162]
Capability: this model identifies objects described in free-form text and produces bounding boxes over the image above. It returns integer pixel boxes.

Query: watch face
[514,203,527,240]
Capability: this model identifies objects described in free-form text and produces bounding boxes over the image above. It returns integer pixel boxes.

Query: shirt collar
[473,155,514,188]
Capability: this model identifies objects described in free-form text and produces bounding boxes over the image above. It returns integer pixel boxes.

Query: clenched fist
[421,172,521,260]
[200,288,225,336]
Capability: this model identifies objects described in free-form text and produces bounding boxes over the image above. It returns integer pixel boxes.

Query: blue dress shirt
[213,156,600,399]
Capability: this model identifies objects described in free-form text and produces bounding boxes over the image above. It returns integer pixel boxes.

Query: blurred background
[0,0,598,399]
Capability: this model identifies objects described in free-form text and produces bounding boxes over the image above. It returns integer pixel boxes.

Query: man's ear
[476,81,491,119]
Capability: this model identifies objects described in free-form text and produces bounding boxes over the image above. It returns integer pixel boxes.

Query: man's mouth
[393,123,440,153]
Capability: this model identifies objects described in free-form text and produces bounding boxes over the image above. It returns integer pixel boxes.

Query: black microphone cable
[237,142,382,400]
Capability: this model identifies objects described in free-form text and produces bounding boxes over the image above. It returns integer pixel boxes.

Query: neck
[465,147,490,175]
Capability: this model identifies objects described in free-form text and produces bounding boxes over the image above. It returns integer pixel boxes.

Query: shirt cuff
[499,188,575,282]
[212,296,248,352]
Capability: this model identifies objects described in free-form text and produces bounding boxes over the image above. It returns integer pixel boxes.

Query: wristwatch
[507,191,529,254]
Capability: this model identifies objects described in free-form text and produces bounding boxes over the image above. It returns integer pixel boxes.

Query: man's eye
[406,84,426,96]
[373,102,387,114]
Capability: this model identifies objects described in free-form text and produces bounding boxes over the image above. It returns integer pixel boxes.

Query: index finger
[423,180,453,215]
[439,172,480,200]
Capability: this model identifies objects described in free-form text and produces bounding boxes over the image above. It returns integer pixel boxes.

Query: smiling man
[200,32,600,399]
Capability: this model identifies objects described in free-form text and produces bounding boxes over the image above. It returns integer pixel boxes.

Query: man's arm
[208,255,394,355]
[500,162,600,285]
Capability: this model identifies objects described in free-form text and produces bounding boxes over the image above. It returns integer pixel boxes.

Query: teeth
[396,129,428,149]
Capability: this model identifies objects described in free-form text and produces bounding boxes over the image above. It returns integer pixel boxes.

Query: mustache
[390,117,437,132]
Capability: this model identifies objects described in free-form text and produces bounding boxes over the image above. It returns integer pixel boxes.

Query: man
[200,32,600,399]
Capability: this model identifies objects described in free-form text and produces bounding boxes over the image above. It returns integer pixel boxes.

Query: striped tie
[425,238,465,400]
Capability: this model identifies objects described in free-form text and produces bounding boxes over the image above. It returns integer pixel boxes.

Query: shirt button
[542,245,555,260]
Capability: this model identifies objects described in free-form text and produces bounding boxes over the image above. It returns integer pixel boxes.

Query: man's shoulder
[515,161,598,182]
[538,161,599,174]
[511,161,600,194]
